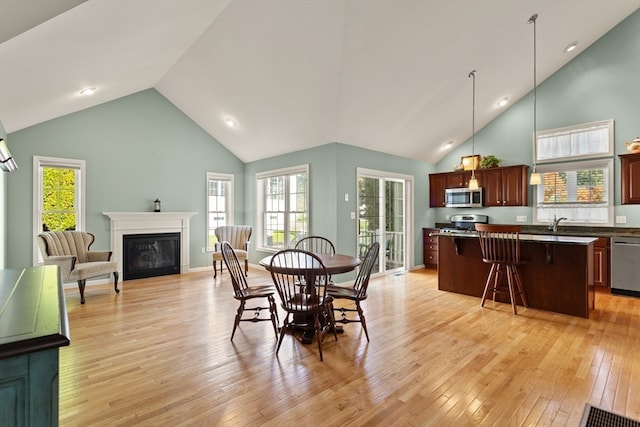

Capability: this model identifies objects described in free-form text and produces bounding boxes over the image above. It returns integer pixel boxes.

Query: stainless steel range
[440,214,489,234]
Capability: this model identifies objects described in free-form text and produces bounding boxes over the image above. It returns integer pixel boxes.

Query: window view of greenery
[541,169,606,204]
[263,173,308,249]
[42,167,76,231]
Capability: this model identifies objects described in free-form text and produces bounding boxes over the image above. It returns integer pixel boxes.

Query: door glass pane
[358,177,382,274]
[385,180,404,271]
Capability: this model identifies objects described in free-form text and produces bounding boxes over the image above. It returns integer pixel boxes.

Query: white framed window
[534,119,614,163]
[206,172,234,252]
[534,159,614,226]
[533,119,614,226]
[256,164,309,251]
[33,156,86,265]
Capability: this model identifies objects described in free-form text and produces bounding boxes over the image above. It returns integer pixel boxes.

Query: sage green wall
[434,9,640,227]
[6,89,245,269]
[244,142,435,269]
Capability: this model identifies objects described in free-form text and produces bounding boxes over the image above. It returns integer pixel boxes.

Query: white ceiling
[1,0,638,163]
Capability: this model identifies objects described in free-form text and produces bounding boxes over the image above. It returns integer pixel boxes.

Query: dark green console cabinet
[1,266,70,426]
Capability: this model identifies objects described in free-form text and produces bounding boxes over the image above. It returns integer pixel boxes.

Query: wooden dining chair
[295,236,336,283]
[269,249,337,361]
[294,235,335,253]
[475,224,528,315]
[220,242,279,341]
[327,241,379,341]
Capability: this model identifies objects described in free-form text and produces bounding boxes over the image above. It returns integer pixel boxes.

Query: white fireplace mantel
[103,212,197,279]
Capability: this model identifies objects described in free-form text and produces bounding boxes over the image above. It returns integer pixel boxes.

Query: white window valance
[535,119,613,163]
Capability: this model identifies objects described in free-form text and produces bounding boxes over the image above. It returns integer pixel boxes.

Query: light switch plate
[616,215,627,224]
[516,215,527,222]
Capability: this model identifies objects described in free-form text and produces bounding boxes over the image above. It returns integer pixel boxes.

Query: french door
[356,168,413,274]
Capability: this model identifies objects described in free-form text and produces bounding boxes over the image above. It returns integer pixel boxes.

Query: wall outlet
[615,215,627,224]
[516,215,527,222]
[350,212,356,219]
[201,247,206,253]
[344,193,349,201]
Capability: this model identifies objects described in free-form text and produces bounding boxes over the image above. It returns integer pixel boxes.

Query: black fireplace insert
[123,232,180,280]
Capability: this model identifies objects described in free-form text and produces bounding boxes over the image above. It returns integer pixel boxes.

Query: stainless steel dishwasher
[611,236,640,297]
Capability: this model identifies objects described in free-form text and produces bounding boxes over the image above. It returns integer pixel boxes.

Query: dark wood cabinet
[593,237,610,288]
[482,165,528,207]
[429,173,448,207]
[422,228,439,268]
[429,165,527,208]
[620,152,640,204]
[446,171,473,188]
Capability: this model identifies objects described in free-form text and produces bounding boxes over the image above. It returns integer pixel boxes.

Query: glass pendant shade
[529,172,542,185]
[468,176,479,190]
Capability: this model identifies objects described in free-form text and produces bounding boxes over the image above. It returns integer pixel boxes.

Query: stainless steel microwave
[445,188,483,208]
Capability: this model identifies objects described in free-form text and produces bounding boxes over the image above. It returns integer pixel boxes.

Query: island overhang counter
[433,231,597,318]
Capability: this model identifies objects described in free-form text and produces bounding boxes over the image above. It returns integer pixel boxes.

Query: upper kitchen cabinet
[620,152,640,204]
[429,170,479,207]
[429,173,448,207]
[446,170,474,188]
[481,165,528,207]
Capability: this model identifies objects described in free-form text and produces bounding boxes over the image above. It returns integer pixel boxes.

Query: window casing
[206,172,234,252]
[533,120,614,226]
[257,165,308,251]
[33,156,85,265]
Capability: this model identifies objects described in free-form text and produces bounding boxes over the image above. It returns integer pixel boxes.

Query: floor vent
[580,404,640,427]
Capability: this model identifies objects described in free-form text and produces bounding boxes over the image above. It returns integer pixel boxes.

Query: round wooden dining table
[259,253,361,275]
[260,252,360,342]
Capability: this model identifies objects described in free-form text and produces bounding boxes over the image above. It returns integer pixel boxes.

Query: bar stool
[474,224,528,315]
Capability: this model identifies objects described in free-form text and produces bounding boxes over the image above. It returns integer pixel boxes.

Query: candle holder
[154,199,161,212]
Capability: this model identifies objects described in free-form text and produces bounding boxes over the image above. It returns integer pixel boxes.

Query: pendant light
[468,70,479,190]
[529,13,542,185]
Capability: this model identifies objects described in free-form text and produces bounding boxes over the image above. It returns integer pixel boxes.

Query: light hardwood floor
[59,267,640,426]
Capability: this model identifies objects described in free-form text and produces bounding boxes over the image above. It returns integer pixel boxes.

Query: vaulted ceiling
[1,0,638,163]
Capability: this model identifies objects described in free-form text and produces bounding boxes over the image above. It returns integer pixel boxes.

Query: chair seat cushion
[213,249,247,261]
[69,261,118,281]
[238,286,276,298]
[327,285,359,299]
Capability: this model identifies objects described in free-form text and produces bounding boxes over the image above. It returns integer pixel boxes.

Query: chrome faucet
[550,215,567,233]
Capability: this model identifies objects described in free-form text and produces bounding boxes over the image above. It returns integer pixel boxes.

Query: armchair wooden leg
[77,279,86,304]
[244,260,248,276]
[213,260,217,278]
[113,272,120,294]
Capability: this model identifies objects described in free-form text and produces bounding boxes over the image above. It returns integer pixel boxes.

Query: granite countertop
[434,223,640,238]
[431,230,597,245]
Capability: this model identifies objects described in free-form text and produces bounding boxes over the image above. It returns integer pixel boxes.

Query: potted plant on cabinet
[479,155,502,168]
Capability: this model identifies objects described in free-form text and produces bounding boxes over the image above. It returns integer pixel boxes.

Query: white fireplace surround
[103,212,197,279]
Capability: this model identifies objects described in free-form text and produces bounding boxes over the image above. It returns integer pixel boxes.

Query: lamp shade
[529,172,542,185]
[468,176,479,190]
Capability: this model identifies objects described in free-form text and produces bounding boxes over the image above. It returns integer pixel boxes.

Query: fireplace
[123,233,180,280]
[103,212,196,280]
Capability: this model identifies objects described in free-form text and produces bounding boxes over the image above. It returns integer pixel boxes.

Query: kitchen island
[0,266,70,426]
[434,232,597,318]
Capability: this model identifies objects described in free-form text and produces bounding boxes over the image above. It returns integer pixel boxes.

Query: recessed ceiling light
[564,42,578,53]
[441,140,453,150]
[497,97,509,107]
[224,117,237,128]
[79,87,96,96]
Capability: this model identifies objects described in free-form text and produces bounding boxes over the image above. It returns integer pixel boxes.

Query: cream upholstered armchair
[37,231,119,304]
[212,225,252,278]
